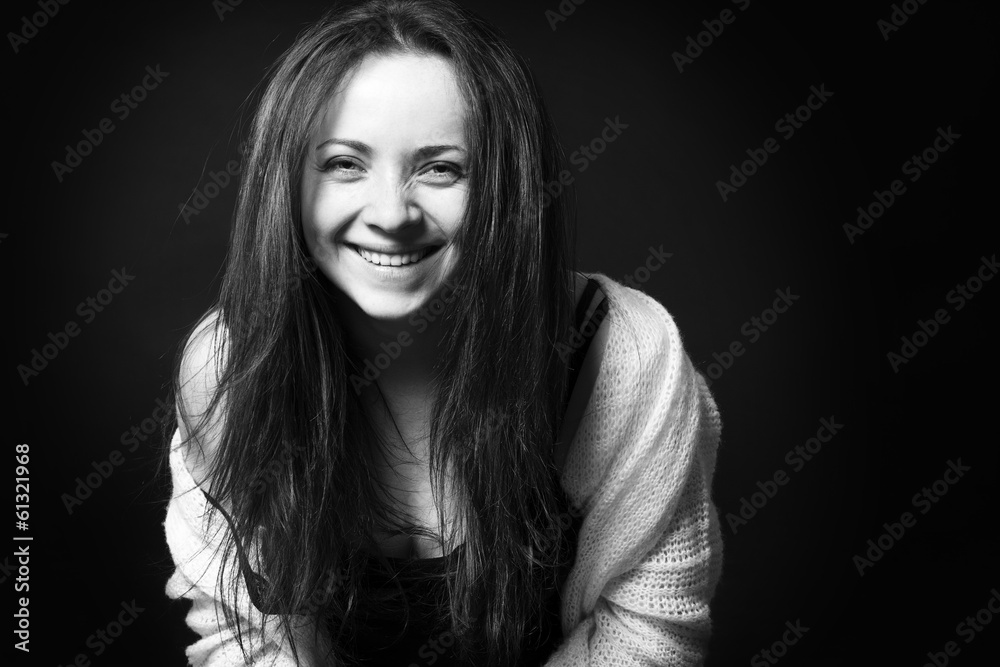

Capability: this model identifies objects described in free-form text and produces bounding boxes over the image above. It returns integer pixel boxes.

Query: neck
[332,292,448,396]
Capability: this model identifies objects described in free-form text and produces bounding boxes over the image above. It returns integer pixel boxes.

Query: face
[301,51,468,322]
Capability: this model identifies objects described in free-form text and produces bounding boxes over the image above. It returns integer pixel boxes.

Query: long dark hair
[168,0,577,664]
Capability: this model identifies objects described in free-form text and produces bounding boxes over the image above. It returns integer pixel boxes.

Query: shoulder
[586,273,687,378]
[560,275,722,512]
[566,272,713,442]
[178,308,227,425]
[585,273,719,441]
[564,271,693,417]
[176,308,228,488]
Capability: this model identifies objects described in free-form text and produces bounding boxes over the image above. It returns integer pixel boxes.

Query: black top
[339,512,584,667]
[200,277,608,667]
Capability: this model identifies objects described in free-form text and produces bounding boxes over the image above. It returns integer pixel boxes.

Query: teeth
[356,246,431,266]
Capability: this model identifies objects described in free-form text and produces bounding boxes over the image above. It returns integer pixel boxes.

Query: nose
[360,174,420,233]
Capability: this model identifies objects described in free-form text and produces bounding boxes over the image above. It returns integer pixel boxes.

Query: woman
[162,1,723,665]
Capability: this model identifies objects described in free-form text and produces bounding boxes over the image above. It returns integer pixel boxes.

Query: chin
[355,295,426,322]
[330,282,438,323]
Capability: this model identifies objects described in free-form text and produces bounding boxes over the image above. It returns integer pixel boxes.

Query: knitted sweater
[163,272,724,666]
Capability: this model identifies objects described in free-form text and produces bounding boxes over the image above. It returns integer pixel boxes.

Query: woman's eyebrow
[412,144,466,161]
[313,139,466,160]
[315,138,371,153]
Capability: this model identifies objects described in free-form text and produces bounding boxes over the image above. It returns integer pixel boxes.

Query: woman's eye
[323,158,363,174]
[420,163,463,184]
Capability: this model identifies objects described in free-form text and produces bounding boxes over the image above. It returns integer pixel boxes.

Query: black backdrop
[6,0,999,665]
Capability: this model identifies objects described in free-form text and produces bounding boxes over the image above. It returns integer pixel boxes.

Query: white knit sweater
[163,273,724,666]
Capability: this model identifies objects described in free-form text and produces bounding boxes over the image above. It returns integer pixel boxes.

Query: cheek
[298,207,324,264]
[299,191,341,279]
[419,188,468,232]
[303,186,350,243]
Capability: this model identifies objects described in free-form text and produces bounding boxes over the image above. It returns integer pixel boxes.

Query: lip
[344,242,444,270]
[349,243,439,255]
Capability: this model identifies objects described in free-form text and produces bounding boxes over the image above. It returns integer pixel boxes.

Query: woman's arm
[164,429,332,666]
[164,313,333,666]
[545,277,724,666]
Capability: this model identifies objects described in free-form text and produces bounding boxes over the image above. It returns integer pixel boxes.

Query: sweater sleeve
[544,277,724,666]
[163,428,333,667]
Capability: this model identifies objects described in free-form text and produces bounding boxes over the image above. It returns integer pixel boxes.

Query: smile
[348,243,442,267]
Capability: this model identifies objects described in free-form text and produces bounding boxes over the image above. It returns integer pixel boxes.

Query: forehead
[314,51,467,147]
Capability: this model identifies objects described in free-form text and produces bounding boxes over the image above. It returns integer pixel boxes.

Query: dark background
[6,0,998,665]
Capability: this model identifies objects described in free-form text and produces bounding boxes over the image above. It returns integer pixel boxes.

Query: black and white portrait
[8,1,998,665]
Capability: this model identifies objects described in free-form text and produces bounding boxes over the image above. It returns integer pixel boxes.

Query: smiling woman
[301,51,467,320]
[161,1,723,666]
